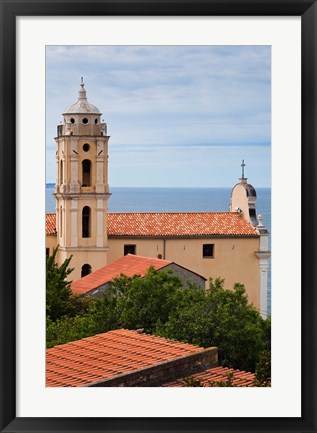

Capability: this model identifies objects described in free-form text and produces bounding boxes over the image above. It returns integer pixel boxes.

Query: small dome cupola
[63,77,101,115]
[230,160,258,226]
[58,78,107,137]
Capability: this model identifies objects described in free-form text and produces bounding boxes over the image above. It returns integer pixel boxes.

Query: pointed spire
[78,76,87,100]
[63,78,101,114]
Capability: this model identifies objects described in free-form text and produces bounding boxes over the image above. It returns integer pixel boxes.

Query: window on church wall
[124,244,136,255]
[82,159,91,187]
[203,244,214,258]
[60,160,63,184]
[81,264,92,278]
[60,206,63,237]
[82,206,91,238]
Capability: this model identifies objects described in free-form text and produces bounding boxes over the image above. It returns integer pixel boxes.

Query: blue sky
[46,45,271,187]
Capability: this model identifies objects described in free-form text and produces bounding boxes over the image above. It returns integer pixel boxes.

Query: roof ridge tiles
[108,211,235,215]
[46,212,258,238]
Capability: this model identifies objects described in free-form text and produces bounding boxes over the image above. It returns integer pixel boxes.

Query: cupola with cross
[230,160,258,226]
[54,78,111,281]
[230,160,270,318]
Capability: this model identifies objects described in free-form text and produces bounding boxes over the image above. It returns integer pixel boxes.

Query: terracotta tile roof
[46,329,203,387]
[46,213,57,235]
[163,366,255,387]
[107,212,258,237]
[45,212,258,237]
[71,254,173,295]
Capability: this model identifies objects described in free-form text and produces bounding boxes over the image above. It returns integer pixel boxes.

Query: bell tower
[54,78,111,281]
[230,160,271,319]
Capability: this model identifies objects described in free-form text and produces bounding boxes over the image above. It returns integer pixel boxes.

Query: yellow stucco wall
[46,232,109,282]
[58,247,108,282]
[57,198,108,248]
[46,232,260,307]
[46,235,58,257]
[107,238,165,261]
[107,237,260,308]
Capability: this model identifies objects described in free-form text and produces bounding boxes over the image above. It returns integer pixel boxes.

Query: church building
[46,80,270,318]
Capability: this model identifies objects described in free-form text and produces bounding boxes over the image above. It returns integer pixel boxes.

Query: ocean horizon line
[46,184,271,189]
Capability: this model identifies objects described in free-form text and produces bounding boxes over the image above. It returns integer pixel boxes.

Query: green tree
[46,315,98,348]
[105,267,185,333]
[46,246,91,322]
[156,278,269,372]
[46,264,271,374]
[155,286,209,347]
[46,267,199,347]
[253,350,271,386]
[46,290,122,348]
[46,246,74,321]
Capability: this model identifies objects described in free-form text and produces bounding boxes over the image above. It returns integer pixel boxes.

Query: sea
[46,185,271,315]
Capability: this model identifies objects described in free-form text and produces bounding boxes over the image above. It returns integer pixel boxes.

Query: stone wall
[166,263,206,289]
[88,347,218,387]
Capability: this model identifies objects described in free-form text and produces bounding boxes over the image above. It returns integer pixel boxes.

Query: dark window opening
[81,264,92,278]
[70,118,75,124]
[124,245,136,255]
[249,208,258,226]
[95,118,98,124]
[46,248,50,257]
[203,244,214,258]
[82,206,91,238]
[82,117,89,124]
[83,143,90,152]
[57,125,63,136]
[60,206,63,237]
[82,159,91,186]
[60,160,63,184]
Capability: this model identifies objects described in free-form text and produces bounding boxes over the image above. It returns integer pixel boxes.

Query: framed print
[0,0,316,432]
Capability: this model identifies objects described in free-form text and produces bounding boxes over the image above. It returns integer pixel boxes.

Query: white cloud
[46,45,271,186]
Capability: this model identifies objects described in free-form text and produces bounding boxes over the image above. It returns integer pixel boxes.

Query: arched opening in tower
[82,206,91,238]
[81,263,92,278]
[82,159,91,187]
[60,160,63,185]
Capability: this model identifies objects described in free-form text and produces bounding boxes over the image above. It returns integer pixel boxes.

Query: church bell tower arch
[54,78,111,280]
[230,160,271,319]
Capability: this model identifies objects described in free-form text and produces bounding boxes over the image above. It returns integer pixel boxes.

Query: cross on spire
[241,159,246,179]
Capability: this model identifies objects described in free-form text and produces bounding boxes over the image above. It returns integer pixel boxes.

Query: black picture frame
[0,1,316,432]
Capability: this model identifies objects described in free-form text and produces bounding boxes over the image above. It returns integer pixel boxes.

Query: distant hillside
[46,183,55,187]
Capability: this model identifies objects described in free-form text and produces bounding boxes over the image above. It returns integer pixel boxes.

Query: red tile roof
[71,254,173,295]
[107,212,257,237]
[46,213,57,235]
[163,366,255,387]
[45,212,258,237]
[46,329,204,387]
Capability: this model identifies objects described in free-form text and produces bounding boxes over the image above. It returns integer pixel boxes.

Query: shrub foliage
[46,252,270,376]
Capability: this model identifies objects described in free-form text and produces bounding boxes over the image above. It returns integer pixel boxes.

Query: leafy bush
[46,259,271,374]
